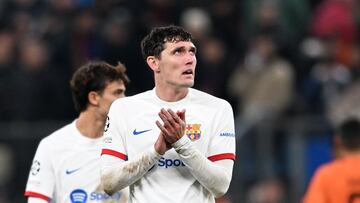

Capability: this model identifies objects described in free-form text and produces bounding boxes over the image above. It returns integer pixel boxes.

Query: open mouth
[182,69,193,75]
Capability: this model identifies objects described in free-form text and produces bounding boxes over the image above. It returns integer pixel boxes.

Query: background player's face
[98,80,126,116]
[157,40,197,88]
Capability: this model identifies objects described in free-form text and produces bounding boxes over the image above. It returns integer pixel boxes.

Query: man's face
[156,40,197,88]
[98,80,126,116]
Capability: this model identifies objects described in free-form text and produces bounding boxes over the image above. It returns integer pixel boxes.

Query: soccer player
[100,25,236,203]
[24,61,130,203]
[302,118,360,203]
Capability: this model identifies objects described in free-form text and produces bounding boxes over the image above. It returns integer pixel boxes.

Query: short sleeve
[207,101,236,161]
[24,139,54,201]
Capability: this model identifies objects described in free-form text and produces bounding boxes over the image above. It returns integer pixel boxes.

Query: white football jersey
[25,120,128,203]
[101,88,236,203]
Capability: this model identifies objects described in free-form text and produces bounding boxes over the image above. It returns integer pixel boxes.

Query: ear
[146,56,160,73]
[88,91,100,106]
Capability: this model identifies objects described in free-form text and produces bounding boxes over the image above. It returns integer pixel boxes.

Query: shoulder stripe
[24,191,50,201]
[208,153,236,162]
[101,149,128,161]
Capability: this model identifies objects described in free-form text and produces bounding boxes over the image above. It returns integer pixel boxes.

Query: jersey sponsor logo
[132,128,152,135]
[31,160,41,176]
[66,168,80,175]
[158,157,185,168]
[185,124,201,141]
[70,189,87,203]
[90,191,122,201]
[104,116,110,132]
[219,132,235,137]
[70,189,123,202]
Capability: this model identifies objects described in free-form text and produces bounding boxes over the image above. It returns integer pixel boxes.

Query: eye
[114,89,125,96]
[189,47,197,55]
[173,48,183,55]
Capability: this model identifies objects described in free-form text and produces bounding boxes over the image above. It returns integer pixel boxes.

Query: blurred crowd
[0,0,359,124]
[1,0,360,202]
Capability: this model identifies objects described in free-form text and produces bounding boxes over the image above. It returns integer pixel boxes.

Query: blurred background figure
[180,7,212,42]
[228,33,294,183]
[311,0,357,67]
[0,144,13,203]
[11,37,72,121]
[228,33,294,138]
[302,118,360,203]
[245,179,286,203]
[24,60,130,203]
[328,79,360,126]
[0,30,16,121]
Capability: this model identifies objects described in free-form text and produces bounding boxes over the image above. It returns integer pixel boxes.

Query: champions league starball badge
[31,160,41,176]
[104,116,110,132]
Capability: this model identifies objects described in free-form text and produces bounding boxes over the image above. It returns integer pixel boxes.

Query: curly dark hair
[141,25,193,60]
[70,61,130,112]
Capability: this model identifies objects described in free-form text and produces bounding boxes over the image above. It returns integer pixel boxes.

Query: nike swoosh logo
[133,129,152,135]
[66,168,80,175]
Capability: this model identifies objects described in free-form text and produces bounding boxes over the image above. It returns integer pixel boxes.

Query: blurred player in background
[100,25,236,203]
[302,118,360,203]
[24,61,130,203]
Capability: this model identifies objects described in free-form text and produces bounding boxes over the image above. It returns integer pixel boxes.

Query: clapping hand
[156,108,186,144]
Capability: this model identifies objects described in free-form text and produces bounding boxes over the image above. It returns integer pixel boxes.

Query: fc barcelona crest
[185,124,201,141]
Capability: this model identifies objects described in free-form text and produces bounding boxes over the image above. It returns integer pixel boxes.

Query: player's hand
[154,132,171,155]
[156,108,186,144]
[176,109,186,122]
